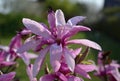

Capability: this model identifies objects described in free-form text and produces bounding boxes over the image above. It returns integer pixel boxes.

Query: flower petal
[67,75,84,81]
[0,45,9,51]
[33,46,49,77]
[55,9,66,26]
[18,52,34,65]
[22,18,51,38]
[26,64,37,81]
[17,38,40,53]
[48,10,56,31]
[0,72,16,81]
[56,72,68,81]
[50,44,62,72]
[66,39,102,51]
[0,61,16,67]
[67,16,86,25]
[63,26,91,40]
[27,53,38,59]
[26,64,33,81]
[64,48,75,72]
[39,74,55,81]
[18,50,37,66]
[106,63,120,81]
[76,64,96,72]
[75,65,91,79]
[107,68,120,81]
[9,34,22,50]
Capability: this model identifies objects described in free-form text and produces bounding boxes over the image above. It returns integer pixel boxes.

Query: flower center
[56,38,61,45]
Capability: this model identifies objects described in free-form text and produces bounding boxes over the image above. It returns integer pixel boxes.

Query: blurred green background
[0,0,120,81]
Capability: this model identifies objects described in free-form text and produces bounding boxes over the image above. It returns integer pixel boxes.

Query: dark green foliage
[43,0,86,19]
[0,13,46,37]
[91,6,120,40]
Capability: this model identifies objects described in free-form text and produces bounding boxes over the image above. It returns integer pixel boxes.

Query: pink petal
[106,64,120,81]
[67,16,86,25]
[55,9,66,26]
[27,53,38,59]
[0,72,16,81]
[20,29,31,35]
[66,39,102,51]
[63,26,91,40]
[48,10,56,30]
[22,18,51,38]
[108,69,120,81]
[0,61,16,67]
[18,52,30,65]
[39,74,55,81]
[17,38,40,53]
[67,76,83,81]
[26,64,33,80]
[75,65,91,79]
[33,46,49,77]
[9,35,22,50]
[64,48,75,72]
[26,64,37,81]
[50,44,62,72]
[0,45,9,51]
[56,72,67,81]
[76,64,96,72]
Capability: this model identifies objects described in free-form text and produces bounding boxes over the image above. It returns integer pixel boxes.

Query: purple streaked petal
[107,69,120,81]
[0,61,16,67]
[26,64,37,81]
[0,72,16,81]
[50,44,62,72]
[18,52,30,65]
[48,10,56,30]
[76,64,96,72]
[64,48,75,72]
[67,16,86,25]
[26,64,33,81]
[56,72,67,81]
[27,53,38,59]
[63,26,91,40]
[0,45,9,51]
[33,46,49,77]
[9,35,22,50]
[66,39,102,51]
[75,65,91,79]
[39,74,55,81]
[17,38,40,53]
[55,9,66,26]
[106,64,120,81]
[67,76,84,81]
[22,18,51,38]
[20,29,31,35]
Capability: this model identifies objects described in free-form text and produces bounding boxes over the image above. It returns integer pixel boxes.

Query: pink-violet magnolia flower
[0,29,37,67]
[59,48,96,80]
[95,52,120,81]
[17,9,102,78]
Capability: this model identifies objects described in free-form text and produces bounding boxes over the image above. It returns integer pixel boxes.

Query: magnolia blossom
[95,52,120,81]
[39,48,96,81]
[17,9,102,79]
[0,29,37,68]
